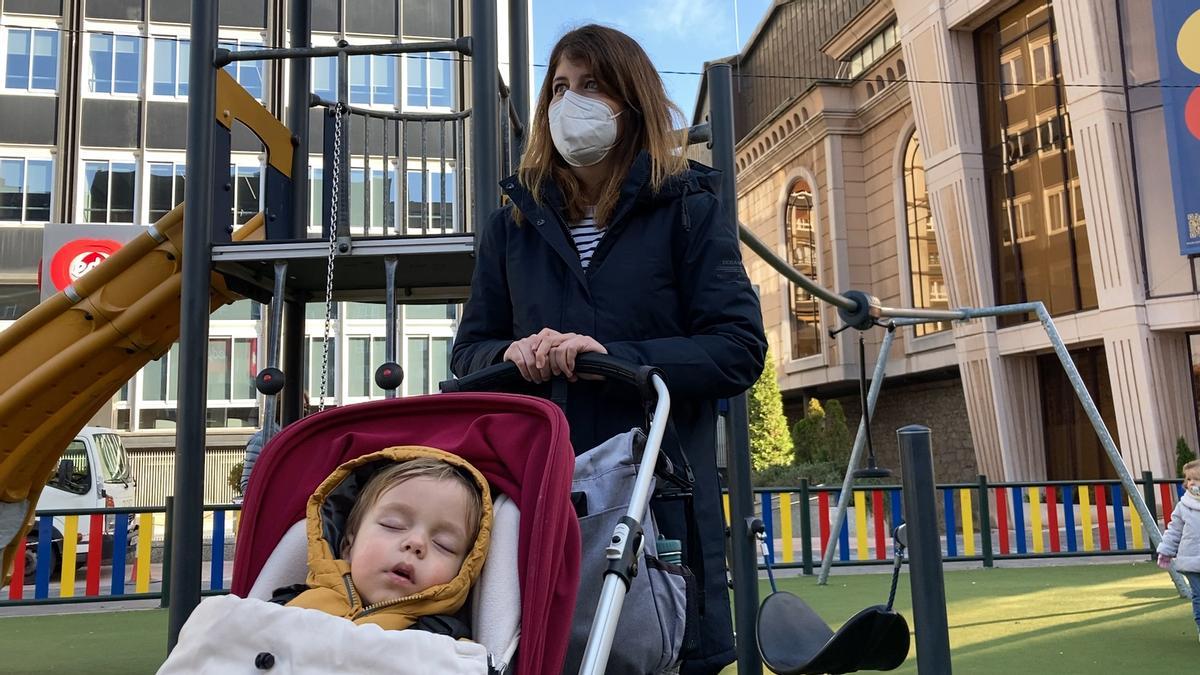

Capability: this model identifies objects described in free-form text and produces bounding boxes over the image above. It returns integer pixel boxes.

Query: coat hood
[286,446,493,631]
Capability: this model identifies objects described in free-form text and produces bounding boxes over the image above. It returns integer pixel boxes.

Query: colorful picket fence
[746,473,1186,571]
[2,504,240,606]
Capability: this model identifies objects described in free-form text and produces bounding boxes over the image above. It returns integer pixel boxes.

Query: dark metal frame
[169,4,772,671]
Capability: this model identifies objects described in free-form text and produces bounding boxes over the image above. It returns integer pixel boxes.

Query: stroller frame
[445,352,677,675]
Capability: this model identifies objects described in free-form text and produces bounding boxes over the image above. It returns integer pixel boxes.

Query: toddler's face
[1187,476,1200,497]
[344,476,474,606]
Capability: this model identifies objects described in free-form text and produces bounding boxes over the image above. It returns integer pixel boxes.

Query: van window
[94,433,131,482]
[48,441,92,495]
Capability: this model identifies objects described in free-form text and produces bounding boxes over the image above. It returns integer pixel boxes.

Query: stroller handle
[440,353,664,402]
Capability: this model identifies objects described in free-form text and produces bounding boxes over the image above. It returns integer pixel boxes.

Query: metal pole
[288,0,311,239]
[507,0,530,158]
[383,256,398,399]
[282,299,305,424]
[897,425,952,674]
[817,323,902,584]
[470,0,500,248]
[1034,303,1192,597]
[335,40,351,250]
[168,0,217,650]
[707,62,761,675]
[261,262,287,443]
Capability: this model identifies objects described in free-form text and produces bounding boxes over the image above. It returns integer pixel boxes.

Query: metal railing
[737,472,1185,573]
[2,500,240,607]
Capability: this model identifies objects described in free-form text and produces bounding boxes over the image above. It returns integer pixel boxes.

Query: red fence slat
[872,489,886,560]
[1095,485,1111,551]
[1046,485,1060,553]
[995,487,1009,555]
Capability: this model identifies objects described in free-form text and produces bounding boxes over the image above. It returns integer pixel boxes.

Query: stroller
[229,354,688,674]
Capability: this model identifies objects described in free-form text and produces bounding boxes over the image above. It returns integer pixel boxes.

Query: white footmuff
[158,595,489,674]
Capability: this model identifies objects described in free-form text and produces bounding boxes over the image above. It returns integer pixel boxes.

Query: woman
[451,25,766,674]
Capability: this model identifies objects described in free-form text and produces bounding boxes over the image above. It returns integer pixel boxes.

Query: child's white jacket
[157,594,489,674]
[1158,491,1200,573]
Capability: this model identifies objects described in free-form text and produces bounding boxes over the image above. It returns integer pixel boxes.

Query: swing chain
[318,103,343,412]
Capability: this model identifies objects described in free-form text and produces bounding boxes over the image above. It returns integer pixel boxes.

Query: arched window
[902,131,949,336]
[785,181,821,358]
[886,67,896,82]
[866,82,875,97]
[897,59,906,77]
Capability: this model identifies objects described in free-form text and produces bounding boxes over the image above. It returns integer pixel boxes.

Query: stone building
[695,0,1200,482]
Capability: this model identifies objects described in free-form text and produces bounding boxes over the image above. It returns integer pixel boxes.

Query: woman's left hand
[542,333,607,382]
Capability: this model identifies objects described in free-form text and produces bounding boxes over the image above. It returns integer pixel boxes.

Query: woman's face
[551,58,623,119]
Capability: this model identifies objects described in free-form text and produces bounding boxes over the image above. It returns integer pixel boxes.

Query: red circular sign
[49,239,123,292]
[1187,86,1200,141]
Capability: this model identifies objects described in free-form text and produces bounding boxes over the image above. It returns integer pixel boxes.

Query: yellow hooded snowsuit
[285,446,492,632]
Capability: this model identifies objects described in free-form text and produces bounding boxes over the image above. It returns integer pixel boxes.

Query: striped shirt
[568,206,603,269]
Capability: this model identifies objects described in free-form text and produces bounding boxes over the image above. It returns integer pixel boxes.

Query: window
[147,160,185,222]
[142,343,180,402]
[350,54,397,106]
[309,166,323,234]
[406,168,456,232]
[1000,50,1025,98]
[1029,37,1053,84]
[1071,181,1085,227]
[48,441,91,495]
[846,22,898,79]
[902,132,949,336]
[1044,186,1067,234]
[231,162,262,225]
[152,37,189,97]
[405,52,453,109]
[312,56,336,101]
[349,165,396,234]
[82,160,137,223]
[207,337,257,401]
[978,0,1096,327]
[4,28,58,91]
[219,39,265,100]
[784,181,820,359]
[88,33,141,95]
[406,304,456,320]
[0,157,53,222]
[405,335,452,395]
[1012,195,1036,241]
[348,335,387,398]
[304,337,339,401]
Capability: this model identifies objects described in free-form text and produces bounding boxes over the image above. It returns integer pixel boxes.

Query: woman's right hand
[503,328,563,383]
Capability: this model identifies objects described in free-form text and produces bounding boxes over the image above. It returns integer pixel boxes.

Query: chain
[318,104,343,412]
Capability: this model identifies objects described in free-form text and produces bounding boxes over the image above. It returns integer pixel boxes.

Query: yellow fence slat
[854,490,868,560]
[779,493,794,563]
[722,494,730,526]
[59,516,78,597]
[1128,497,1144,549]
[960,488,976,557]
[135,513,153,593]
[1028,487,1044,553]
[1079,486,1095,552]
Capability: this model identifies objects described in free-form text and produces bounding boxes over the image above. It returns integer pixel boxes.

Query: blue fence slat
[34,516,51,599]
[1011,487,1027,555]
[837,491,850,562]
[890,489,903,528]
[210,509,226,590]
[760,493,775,565]
[1063,484,1077,552]
[111,515,128,596]
[943,488,957,557]
[1112,485,1126,550]
[1178,482,1185,498]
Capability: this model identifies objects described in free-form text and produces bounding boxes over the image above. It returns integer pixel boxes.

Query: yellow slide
[0,70,292,586]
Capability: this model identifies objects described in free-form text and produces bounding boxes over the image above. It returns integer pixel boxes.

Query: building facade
[703,0,1200,482]
[0,0,517,462]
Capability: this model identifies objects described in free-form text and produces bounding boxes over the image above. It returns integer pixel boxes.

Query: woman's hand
[544,333,608,382]
[503,328,563,383]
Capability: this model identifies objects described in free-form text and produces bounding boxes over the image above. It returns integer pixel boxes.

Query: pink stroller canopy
[231,393,582,675]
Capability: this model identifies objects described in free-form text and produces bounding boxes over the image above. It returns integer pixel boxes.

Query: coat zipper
[354,590,432,620]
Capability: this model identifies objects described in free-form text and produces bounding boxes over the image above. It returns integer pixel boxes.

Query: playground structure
[0,0,1194,673]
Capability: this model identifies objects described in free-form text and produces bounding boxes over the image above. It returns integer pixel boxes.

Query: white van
[23,427,138,582]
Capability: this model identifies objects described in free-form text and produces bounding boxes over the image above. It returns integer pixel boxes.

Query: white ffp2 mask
[548,90,622,167]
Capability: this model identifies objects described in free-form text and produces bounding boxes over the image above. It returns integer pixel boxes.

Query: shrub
[1178,436,1196,479]
[748,349,793,471]
[791,398,852,466]
[228,461,244,496]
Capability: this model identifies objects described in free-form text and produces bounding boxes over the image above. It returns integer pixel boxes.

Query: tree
[747,349,793,471]
[1178,436,1196,478]
[791,398,851,466]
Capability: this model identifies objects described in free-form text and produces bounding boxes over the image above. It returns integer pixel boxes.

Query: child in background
[1157,459,1200,642]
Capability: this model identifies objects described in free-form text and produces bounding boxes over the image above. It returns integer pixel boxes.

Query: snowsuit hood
[286,446,493,631]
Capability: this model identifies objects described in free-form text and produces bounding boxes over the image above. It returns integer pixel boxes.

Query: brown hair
[517,24,689,227]
[1184,459,1200,482]
[342,458,483,554]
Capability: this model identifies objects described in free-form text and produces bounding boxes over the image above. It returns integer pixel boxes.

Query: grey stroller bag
[563,429,695,675]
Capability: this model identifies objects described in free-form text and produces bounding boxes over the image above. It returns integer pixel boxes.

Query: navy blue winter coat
[451,151,767,674]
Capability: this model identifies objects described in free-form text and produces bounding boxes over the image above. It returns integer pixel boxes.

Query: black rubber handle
[440,353,663,402]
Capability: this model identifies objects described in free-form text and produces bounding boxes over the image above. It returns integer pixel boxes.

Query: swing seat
[757,591,910,674]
